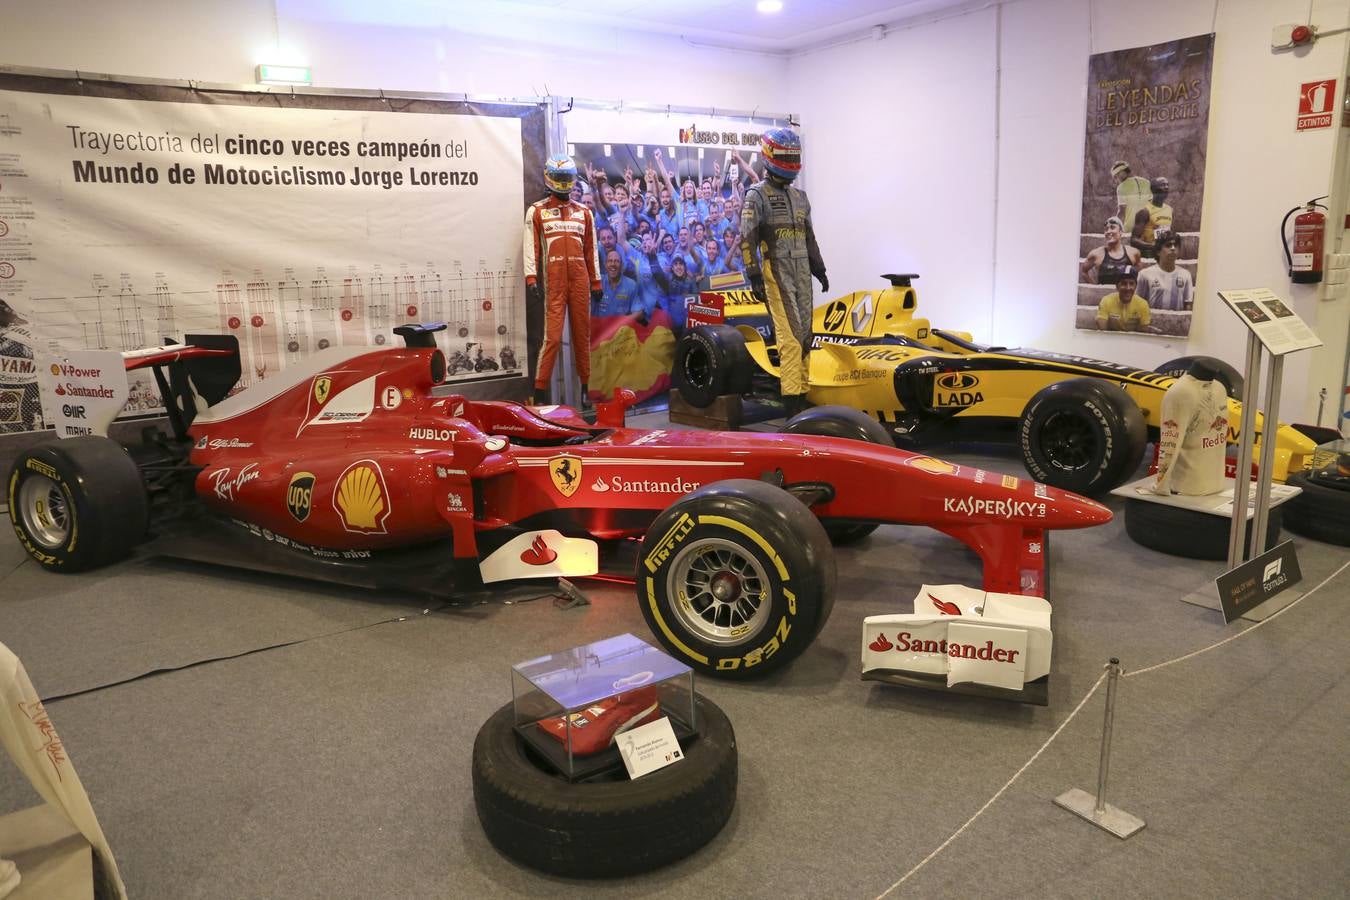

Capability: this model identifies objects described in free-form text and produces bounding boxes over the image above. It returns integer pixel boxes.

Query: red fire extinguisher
[1282,197,1329,283]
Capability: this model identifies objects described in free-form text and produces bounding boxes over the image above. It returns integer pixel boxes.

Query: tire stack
[472,694,738,878]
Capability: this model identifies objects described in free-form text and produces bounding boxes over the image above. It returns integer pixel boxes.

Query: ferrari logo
[549,455,583,498]
[313,376,332,405]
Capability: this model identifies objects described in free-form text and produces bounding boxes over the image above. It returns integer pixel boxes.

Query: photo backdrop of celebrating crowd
[0,71,547,436]
[562,107,792,404]
[1076,34,1215,338]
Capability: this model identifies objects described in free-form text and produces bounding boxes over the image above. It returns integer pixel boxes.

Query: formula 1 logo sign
[1215,540,1301,623]
[1297,79,1336,131]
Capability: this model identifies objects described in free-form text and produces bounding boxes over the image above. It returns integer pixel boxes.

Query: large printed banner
[1076,34,1215,338]
[563,108,790,404]
[0,73,546,434]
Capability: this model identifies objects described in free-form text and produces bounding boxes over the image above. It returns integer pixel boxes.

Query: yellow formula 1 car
[675,274,1317,495]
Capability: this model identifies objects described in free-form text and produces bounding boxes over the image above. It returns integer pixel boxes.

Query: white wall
[3,0,1347,420]
[788,6,1001,337]
[791,0,1350,422]
[0,0,790,112]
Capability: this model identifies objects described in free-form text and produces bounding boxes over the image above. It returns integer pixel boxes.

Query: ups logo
[287,472,316,522]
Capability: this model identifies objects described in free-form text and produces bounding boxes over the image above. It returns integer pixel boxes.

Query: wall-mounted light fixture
[255,64,312,86]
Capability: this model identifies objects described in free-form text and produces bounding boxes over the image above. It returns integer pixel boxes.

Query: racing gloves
[747,267,767,304]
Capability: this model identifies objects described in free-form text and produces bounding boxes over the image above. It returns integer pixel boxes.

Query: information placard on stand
[1210,287,1321,614]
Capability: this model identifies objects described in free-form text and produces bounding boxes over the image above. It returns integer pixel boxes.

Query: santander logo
[520,534,558,566]
[868,633,894,652]
[929,594,962,616]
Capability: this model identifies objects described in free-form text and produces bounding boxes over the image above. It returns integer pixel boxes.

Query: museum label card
[616,717,684,780]
[1217,288,1323,355]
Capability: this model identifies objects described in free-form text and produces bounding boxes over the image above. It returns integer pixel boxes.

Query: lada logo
[936,372,980,390]
[934,371,984,408]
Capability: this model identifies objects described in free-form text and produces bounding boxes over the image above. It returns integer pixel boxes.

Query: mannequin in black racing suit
[739,127,828,417]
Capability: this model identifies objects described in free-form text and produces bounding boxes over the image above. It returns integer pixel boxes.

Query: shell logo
[905,456,957,475]
[333,460,390,533]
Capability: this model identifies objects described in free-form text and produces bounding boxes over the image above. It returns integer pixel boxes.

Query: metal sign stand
[1054,659,1146,838]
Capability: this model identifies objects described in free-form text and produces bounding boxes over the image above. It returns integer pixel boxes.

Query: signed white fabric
[1154,372,1228,496]
[0,642,125,899]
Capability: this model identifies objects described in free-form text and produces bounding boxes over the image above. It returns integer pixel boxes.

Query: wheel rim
[1041,409,1098,471]
[667,537,770,645]
[683,344,713,391]
[18,474,71,549]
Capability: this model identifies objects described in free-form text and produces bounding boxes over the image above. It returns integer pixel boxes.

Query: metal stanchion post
[1054,659,1145,838]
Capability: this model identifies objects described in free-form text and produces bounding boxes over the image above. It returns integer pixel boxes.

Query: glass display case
[511,633,696,781]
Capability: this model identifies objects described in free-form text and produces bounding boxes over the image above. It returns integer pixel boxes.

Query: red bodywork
[185,344,1111,595]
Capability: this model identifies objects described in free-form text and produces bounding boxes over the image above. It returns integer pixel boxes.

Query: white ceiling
[496,0,974,50]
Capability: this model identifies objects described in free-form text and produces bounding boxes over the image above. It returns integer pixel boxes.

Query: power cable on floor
[39,603,450,704]
[875,558,1348,896]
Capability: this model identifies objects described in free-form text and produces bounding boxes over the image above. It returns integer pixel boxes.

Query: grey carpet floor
[0,444,1347,899]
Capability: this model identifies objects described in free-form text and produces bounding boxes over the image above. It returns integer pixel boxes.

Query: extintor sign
[1297,79,1337,131]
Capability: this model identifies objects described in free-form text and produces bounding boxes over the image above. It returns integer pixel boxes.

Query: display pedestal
[669,390,743,429]
[1053,787,1146,839]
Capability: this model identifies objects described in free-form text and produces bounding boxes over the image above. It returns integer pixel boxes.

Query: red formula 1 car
[7,324,1111,678]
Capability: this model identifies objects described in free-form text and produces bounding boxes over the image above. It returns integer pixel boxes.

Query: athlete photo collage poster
[1076,34,1215,338]
[563,108,791,405]
[0,71,547,438]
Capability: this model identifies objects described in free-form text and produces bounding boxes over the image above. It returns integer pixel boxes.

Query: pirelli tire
[1124,499,1283,560]
[637,478,835,679]
[672,325,753,409]
[779,405,892,545]
[1282,471,1350,546]
[6,436,149,572]
[1018,378,1148,495]
[1154,355,1244,399]
[472,694,737,878]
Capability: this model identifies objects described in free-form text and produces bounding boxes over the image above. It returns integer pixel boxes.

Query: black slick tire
[779,405,892,545]
[1018,378,1147,495]
[1282,470,1350,546]
[472,694,737,878]
[1154,356,1244,399]
[637,478,835,678]
[7,437,148,572]
[1124,498,1283,560]
[672,325,752,408]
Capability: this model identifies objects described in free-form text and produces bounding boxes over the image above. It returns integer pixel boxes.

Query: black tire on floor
[672,325,753,408]
[1282,471,1350,546]
[6,437,149,572]
[1124,498,1283,560]
[638,478,835,678]
[1154,355,1244,399]
[472,694,737,879]
[779,405,892,545]
[1018,378,1147,495]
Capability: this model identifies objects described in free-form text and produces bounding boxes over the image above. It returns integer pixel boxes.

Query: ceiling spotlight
[757,0,783,12]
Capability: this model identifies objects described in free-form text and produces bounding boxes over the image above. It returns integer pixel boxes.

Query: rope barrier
[875,668,1109,898]
[1125,559,1349,679]
[875,558,1349,896]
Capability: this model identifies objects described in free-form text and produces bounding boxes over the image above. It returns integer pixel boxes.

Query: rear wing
[39,335,240,440]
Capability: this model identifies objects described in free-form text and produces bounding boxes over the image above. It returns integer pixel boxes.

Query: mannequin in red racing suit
[524,154,603,407]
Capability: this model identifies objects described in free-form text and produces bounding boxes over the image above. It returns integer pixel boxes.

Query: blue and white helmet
[544,154,578,195]
[761,127,802,182]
